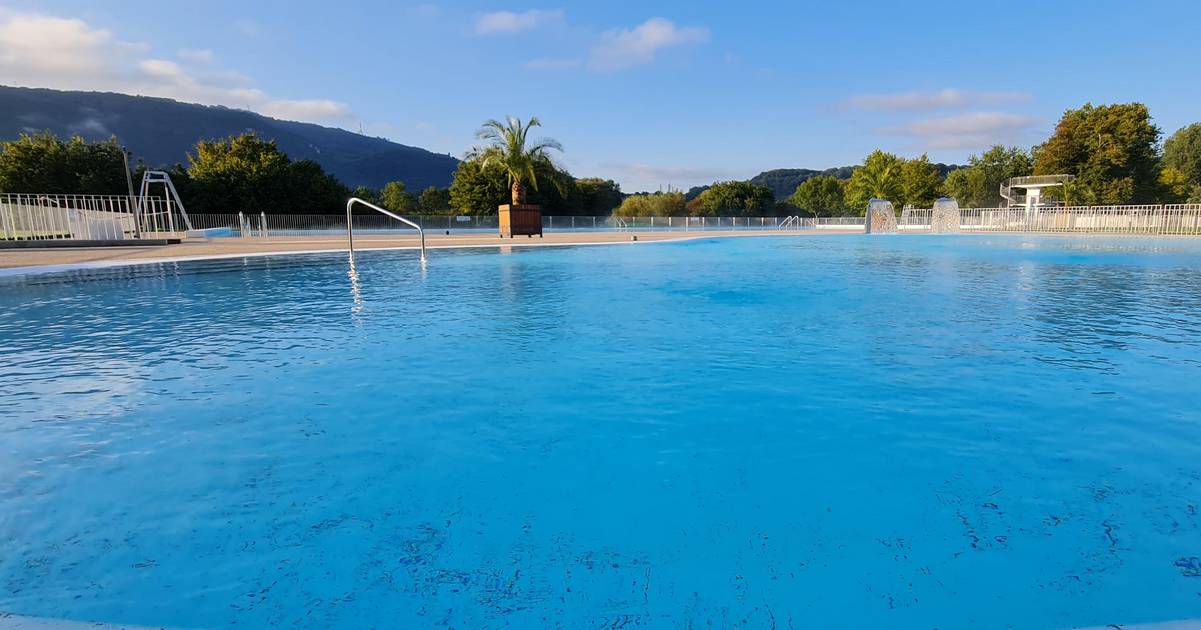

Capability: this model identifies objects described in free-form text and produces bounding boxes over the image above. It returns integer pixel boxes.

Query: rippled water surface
[2,235,1201,628]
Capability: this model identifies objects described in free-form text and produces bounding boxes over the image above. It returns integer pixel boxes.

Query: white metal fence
[7,198,1201,241]
[0,194,189,241]
[186,213,811,237]
[895,204,1201,235]
[178,206,1201,237]
[813,217,867,229]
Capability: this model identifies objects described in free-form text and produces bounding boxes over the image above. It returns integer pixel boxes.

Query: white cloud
[589,18,708,71]
[69,117,110,136]
[260,99,352,121]
[178,48,214,64]
[523,57,582,70]
[0,11,352,124]
[0,13,142,76]
[882,112,1040,150]
[887,112,1038,136]
[138,58,187,81]
[845,88,1032,112]
[475,9,564,34]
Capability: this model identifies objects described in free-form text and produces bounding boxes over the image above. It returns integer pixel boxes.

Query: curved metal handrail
[346,197,426,263]
[779,215,802,229]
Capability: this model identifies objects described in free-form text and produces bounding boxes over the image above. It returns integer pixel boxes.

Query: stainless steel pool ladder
[345,197,426,263]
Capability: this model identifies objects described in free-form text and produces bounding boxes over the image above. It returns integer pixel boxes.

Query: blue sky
[2,0,1200,191]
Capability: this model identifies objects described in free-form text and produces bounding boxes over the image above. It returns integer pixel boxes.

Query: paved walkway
[0,230,852,271]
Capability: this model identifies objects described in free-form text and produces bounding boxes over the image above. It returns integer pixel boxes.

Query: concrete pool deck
[0,230,854,272]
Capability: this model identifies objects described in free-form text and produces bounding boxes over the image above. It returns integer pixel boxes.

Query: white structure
[1000,175,1075,212]
[137,170,193,234]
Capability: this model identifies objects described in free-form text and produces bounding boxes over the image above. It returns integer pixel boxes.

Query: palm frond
[476,119,507,142]
[528,139,564,155]
[471,115,563,189]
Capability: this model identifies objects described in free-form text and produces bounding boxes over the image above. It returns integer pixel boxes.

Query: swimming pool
[2,235,1200,628]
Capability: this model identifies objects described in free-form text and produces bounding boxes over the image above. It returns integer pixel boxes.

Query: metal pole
[121,148,142,239]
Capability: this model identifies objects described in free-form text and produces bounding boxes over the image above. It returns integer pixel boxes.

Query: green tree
[572,177,623,215]
[941,145,1033,208]
[688,180,775,216]
[448,159,509,215]
[1159,167,1196,203]
[283,159,347,213]
[899,154,943,208]
[613,191,687,217]
[473,115,563,206]
[787,175,846,216]
[449,153,578,215]
[379,181,416,213]
[1163,123,1201,202]
[418,186,452,214]
[846,150,903,213]
[941,169,972,207]
[187,132,346,213]
[187,132,290,213]
[0,131,128,194]
[1033,103,1161,204]
[352,185,378,204]
[533,175,579,215]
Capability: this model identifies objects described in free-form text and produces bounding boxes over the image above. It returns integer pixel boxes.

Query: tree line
[788,103,1201,216]
[605,102,1201,218]
[0,128,626,216]
[3,101,1199,217]
[0,131,352,214]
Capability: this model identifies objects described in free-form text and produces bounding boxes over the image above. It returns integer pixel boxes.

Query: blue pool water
[2,235,1201,628]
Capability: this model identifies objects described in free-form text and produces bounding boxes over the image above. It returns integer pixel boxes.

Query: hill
[748,167,856,199]
[684,167,856,201]
[686,163,964,201]
[0,85,458,190]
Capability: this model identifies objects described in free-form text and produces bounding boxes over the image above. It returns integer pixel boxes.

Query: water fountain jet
[930,197,961,233]
[865,199,897,234]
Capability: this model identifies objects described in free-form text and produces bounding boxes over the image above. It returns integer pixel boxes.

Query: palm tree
[847,149,903,211]
[472,116,563,205]
[861,158,901,200]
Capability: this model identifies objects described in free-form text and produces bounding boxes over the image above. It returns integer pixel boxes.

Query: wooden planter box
[499,204,543,238]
